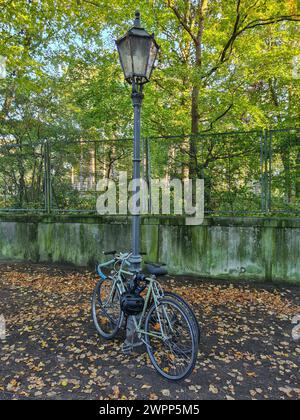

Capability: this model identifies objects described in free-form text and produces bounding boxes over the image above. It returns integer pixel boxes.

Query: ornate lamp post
[116,11,160,272]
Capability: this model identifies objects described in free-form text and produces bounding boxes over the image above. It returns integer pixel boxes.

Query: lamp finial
[134,11,141,28]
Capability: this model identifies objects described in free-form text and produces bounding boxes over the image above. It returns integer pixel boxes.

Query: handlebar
[97,251,149,278]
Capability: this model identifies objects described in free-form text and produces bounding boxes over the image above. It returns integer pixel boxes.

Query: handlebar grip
[103,250,116,256]
[128,250,147,256]
[96,265,107,280]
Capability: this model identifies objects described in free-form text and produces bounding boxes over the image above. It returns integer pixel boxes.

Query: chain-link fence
[147,130,263,215]
[0,128,299,216]
[48,139,133,213]
[268,129,300,214]
[0,142,45,211]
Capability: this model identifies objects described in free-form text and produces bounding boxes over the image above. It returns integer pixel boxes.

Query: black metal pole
[130,83,143,272]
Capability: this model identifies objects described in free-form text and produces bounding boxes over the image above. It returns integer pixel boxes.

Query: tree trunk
[189,0,207,180]
[190,84,199,180]
[89,148,96,189]
[189,32,202,180]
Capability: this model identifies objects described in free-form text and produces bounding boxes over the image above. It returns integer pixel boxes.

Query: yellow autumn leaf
[209,385,219,394]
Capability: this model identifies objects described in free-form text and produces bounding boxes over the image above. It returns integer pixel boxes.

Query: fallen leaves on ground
[0,263,299,400]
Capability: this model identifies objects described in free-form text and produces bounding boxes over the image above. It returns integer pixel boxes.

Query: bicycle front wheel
[145,298,198,381]
[92,278,123,340]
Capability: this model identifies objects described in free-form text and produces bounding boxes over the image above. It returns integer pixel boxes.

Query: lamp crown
[134,11,141,28]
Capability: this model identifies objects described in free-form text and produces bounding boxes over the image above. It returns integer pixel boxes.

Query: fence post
[261,130,271,214]
[44,140,52,214]
[261,130,267,213]
[260,130,265,213]
[268,130,272,213]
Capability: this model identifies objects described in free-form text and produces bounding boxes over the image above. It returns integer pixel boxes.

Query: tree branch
[203,11,300,80]
[240,14,300,32]
[166,0,198,45]
[201,103,234,133]
[81,0,101,7]
[219,0,242,62]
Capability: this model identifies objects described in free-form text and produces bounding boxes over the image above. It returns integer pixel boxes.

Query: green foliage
[0,0,299,213]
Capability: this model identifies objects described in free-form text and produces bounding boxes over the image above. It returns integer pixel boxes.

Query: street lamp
[116,11,160,272]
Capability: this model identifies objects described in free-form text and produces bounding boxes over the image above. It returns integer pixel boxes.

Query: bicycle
[92,251,200,381]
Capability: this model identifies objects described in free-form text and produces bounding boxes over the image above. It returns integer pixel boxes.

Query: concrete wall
[0,214,299,285]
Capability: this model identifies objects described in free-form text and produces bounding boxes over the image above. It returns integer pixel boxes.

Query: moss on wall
[0,215,299,284]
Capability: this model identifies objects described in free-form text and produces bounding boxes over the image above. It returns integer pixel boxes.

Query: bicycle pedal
[122,340,144,355]
[121,343,134,355]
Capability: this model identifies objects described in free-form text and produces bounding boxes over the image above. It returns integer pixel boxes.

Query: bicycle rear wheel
[145,298,198,381]
[163,291,201,345]
[92,278,123,340]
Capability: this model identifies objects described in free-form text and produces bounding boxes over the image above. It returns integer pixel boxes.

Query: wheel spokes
[146,300,196,379]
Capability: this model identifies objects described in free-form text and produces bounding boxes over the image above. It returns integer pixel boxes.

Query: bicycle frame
[95,254,198,381]
[97,257,170,341]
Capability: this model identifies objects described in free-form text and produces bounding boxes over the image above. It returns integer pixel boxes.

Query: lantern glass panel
[146,39,158,80]
[118,36,133,80]
[130,36,150,79]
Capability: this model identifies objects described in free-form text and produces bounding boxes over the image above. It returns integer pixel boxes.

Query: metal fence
[0,128,299,216]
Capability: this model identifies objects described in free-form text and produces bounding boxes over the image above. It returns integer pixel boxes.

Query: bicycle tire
[145,298,198,381]
[91,278,123,340]
[163,291,201,345]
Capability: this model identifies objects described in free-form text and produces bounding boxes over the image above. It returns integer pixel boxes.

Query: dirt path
[0,263,299,400]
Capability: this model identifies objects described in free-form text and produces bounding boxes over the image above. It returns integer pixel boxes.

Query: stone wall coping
[0,213,300,228]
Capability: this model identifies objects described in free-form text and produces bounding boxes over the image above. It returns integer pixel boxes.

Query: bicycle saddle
[145,262,168,277]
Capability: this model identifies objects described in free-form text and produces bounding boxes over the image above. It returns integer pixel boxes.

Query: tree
[0,0,299,212]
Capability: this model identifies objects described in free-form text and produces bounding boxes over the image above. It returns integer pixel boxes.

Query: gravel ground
[0,262,299,400]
